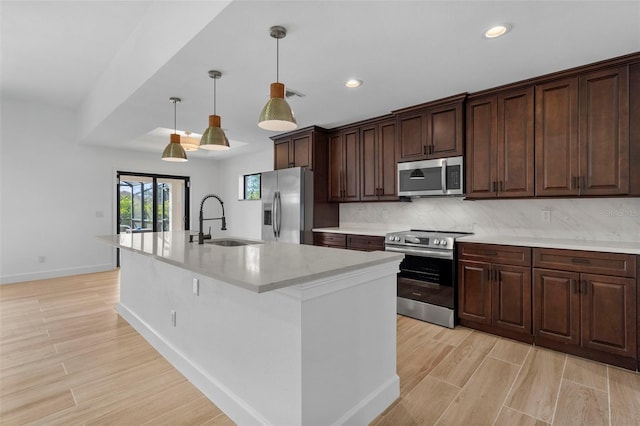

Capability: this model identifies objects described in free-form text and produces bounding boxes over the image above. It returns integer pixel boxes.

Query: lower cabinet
[459,243,638,370]
[458,243,533,342]
[533,248,637,369]
[313,232,384,252]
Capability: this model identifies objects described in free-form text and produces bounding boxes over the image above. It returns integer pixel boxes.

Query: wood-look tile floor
[1,270,639,425]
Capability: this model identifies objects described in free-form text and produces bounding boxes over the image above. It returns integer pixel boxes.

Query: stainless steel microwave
[397,156,464,197]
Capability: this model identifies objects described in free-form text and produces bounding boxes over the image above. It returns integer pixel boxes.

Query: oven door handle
[385,245,454,260]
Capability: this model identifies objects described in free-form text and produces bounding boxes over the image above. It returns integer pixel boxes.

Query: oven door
[396,254,454,309]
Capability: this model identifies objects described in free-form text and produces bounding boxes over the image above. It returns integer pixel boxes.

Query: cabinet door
[378,119,399,200]
[397,111,426,162]
[427,101,464,158]
[535,78,579,196]
[360,124,379,201]
[328,132,343,202]
[581,274,636,358]
[492,264,532,335]
[458,260,492,324]
[292,133,312,169]
[533,269,580,345]
[274,140,291,170]
[497,87,535,197]
[579,66,629,195]
[465,96,497,198]
[343,128,360,202]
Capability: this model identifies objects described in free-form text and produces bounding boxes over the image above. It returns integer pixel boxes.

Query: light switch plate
[193,278,199,296]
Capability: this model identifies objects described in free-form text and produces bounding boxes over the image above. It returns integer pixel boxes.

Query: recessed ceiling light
[483,24,512,39]
[345,79,363,88]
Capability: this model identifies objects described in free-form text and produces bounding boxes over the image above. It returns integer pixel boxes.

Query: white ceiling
[2,1,639,160]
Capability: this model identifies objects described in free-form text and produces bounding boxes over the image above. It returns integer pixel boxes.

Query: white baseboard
[0,263,114,284]
[332,375,399,426]
[116,303,270,426]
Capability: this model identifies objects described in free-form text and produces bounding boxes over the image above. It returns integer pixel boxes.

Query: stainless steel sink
[205,238,262,247]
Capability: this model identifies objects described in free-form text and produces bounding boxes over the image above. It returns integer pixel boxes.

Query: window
[239,173,261,200]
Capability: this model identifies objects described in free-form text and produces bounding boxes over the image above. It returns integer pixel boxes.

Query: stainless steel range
[385,229,472,328]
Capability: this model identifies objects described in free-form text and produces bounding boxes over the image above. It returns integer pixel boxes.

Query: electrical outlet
[541,209,551,224]
[170,310,176,327]
[193,278,199,296]
[95,210,104,218]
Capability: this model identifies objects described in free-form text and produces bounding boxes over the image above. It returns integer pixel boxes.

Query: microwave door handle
[441,159,447,194]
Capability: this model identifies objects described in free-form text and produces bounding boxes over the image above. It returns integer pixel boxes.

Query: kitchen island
[99,231,403,426]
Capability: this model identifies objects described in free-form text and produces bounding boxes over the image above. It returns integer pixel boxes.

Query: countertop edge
[457,235,640,255]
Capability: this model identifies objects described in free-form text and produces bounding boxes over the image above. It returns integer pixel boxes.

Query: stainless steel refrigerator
[261,167,314,244]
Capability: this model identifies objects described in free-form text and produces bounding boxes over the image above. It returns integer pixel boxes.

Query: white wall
[215,147,274,240]
[0,98,222,284]
[341,197,640,242]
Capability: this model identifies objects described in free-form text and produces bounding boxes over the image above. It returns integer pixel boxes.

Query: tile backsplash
[341,197,640,242]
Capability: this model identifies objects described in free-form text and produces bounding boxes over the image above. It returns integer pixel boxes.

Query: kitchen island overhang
[99,231,403,426]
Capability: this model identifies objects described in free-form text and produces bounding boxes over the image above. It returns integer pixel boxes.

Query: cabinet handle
[571,176,578,189]
[580,176,586,190]
[572,279,578,294]
[571,258,590,265]
[483,251,498,256]
[581,280,587,295]
[423,145,427,155]
[499,181,503,192]
[431,144,435,154]
[412,292,423,297]
[492,181,497,192]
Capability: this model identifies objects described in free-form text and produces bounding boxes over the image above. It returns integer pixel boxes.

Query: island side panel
[118,249,304,425]
[297,263,400,425]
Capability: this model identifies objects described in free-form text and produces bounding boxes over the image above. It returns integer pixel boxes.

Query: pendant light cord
[213,77,217,115]
[174,100,177,133]
[276,37,279,83]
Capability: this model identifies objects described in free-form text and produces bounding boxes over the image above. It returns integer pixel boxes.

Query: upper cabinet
[272,126,328,170]
[466,86,535,199]
[328,126,361,202]
[329,116,399,203]
[395,94,466,162]
[360,117,398,201]
[536,66,630,196]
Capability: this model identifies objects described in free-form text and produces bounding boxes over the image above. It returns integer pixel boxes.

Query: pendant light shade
[180,131,200,151]
[258,26,297,131]
[200,70,230,151]
[162,97,187,162]
[409,169,425,180]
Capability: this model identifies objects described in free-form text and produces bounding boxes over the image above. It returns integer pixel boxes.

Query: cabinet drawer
[347,235,385,251]
[313,232,346,248]
[533,248,636,278]
[458,243,532,266]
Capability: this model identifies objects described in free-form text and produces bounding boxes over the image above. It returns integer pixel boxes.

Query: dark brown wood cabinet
[271,126,338,229]
[395,94,465,163]
[466,86,534,199]
[579,66,629,195]
[273,127,317,170]
[458,243,533,342]
[313,232,384,252]
[533,248,637,369]
[313,232,346,249]
[328,127,360,202]
[360,117,398,201]
[536,65,631,196]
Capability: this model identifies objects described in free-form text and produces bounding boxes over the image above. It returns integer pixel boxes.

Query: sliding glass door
[117,172,190,234]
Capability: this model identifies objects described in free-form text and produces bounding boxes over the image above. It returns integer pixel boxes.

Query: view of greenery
[244,173,261,200]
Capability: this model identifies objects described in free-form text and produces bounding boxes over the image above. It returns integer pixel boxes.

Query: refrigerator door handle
[272,192,278,239]
[276,191,282,238]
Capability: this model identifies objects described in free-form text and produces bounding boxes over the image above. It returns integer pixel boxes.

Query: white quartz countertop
[457,235,640,255]
[312,226,406,237]
[98,231,403,293]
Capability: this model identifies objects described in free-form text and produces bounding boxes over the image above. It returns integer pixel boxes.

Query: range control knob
[440,240,448,246]
[433,238,440,245]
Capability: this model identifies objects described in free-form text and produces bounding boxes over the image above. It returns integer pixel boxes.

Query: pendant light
[200,70,230,150]
[409,169,425,180]
[181,131,200,151]
[258,25,297,131]
[162,97,188,162]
